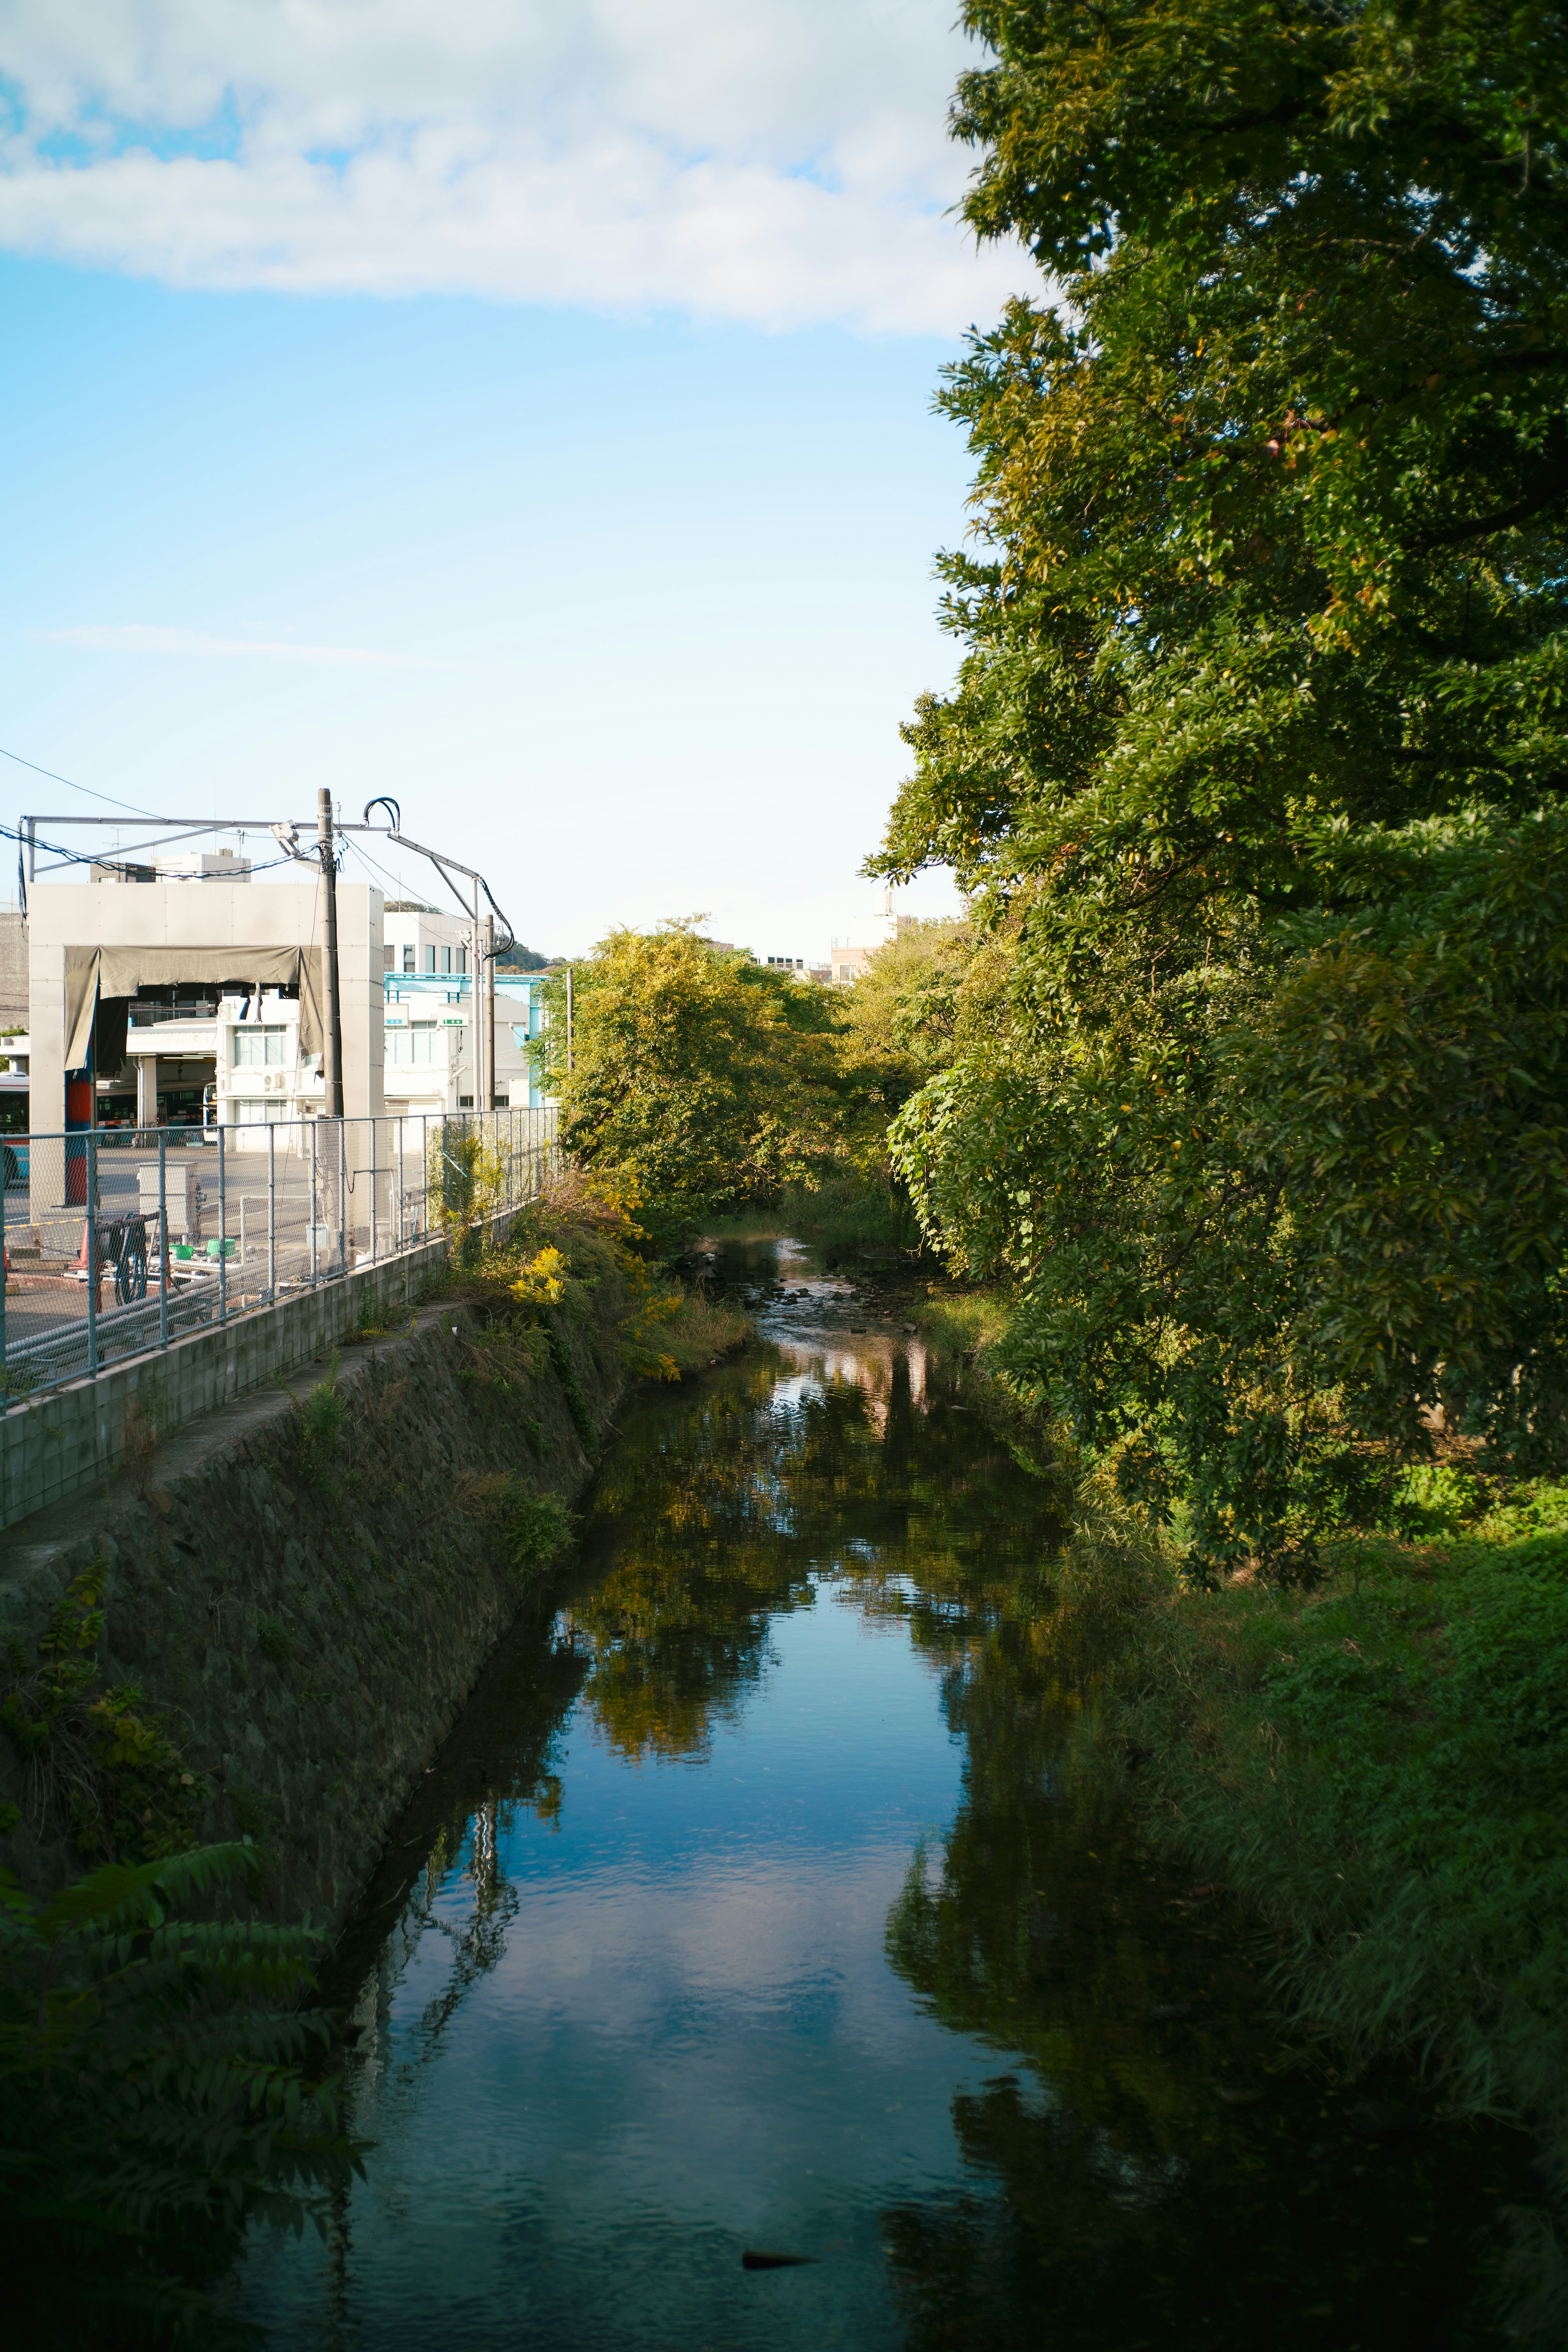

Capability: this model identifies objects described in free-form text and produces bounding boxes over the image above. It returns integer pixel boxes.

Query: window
[441,946,452,974]
[234,1099,286,1124]
[458,948,468,974]
[383,945,395,971]
[233,1026,287,1067]
[403,946,416,974]
[424,945,437,973]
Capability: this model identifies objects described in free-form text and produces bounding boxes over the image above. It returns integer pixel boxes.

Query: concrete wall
[0,909,27,1031]
[0,1272,626,1931]
[0,1224,453,1532]
[25,878,385,1136]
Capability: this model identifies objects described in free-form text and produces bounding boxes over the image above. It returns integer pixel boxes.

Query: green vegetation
[1034,1484,1566,2343]
[834,4,1568,2327]
[537,923,844,1245]
[0,1841,360,2347]
[1,1564,208,1866]
[866,0,1568,1568]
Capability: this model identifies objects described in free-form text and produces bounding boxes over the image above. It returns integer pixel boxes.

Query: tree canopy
[541,924,844,1236]
[875,0,1568,1570]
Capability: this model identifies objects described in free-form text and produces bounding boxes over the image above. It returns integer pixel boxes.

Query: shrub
[0,1842,362,2346]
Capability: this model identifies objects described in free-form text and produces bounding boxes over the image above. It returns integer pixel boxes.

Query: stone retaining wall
[0,1272,624,1931]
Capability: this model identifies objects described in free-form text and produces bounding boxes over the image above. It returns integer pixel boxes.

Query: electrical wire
[0,742,164,822]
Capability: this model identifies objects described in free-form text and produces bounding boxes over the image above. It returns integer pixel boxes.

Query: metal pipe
[158,1128,169,1349]
[485,911,496,1114]
[267,1123,276,1302]
[310,1121,319,1286]
[218,1124,228,1324]
[318,790,345,1120]
[86,1129,98,1375]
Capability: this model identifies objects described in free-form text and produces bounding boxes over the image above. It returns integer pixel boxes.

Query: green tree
[543,923,844,1235]
[875,0,1568,1568]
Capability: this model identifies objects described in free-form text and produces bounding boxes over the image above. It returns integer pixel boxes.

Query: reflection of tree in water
[570,1345,1064,1764]
[879,1580,1523,2352]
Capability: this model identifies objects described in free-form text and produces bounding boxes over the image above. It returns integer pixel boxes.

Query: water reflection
[239,1237,1525,2351]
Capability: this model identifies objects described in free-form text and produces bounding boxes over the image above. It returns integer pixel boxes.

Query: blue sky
[0,3,1028,958]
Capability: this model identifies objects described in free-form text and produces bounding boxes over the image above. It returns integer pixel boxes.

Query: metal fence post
[396,1117,405,1248]
[370,1115,378,1263]
[218,1125,228,1324]
[338,1119,347,1275]
[310,1122,319,1287]
[86,1129,99,1376]
[267,1123,276,1302]
[158,1128,169,1349]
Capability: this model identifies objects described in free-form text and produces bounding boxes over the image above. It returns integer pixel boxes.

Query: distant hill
[495,944,552,972]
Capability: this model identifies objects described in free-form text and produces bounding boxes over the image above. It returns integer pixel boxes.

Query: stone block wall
[0,1275,624,1932]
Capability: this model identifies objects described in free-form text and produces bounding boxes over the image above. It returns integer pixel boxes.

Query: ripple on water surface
[238,1236,1527,2352]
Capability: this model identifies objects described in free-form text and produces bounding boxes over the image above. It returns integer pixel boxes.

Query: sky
[0,2,1031,959]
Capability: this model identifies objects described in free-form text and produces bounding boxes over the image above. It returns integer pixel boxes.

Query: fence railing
[0,1109,560,1402]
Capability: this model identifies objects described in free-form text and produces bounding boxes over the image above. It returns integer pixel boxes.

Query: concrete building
[26,876,386,1151]
[827,897,918,984]
[0,907,28,1030]
[383,968,552,1119]
[383,900,474,981]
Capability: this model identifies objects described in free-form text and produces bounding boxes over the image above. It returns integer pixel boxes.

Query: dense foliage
[876,0,1568,1570]
[0,1843,359,2347]
[541,924,844,1238]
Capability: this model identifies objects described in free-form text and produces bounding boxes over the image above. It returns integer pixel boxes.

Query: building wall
[382,969,552,1113]
[26,880,385,1142]
[0,910,27,1031]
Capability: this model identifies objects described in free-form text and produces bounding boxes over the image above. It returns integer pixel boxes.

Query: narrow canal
[241,1237,1517,2350]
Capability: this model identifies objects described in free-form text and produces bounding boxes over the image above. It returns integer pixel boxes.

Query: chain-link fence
[0,1109,560,1401]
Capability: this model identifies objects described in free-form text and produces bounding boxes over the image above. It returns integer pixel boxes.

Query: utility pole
[469,889,482,1117]
[317,788,345,1119]
[484,912,496,1111]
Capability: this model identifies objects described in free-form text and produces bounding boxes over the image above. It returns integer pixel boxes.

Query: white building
[27,872,385,1140]
[383,966,552,1119]
[827,894,918,984]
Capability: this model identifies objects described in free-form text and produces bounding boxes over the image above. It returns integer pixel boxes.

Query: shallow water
[240,1236,1521,2350]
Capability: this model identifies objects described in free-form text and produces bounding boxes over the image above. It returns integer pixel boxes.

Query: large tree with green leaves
[543,924,844,1236]
[877,0,1568,1569]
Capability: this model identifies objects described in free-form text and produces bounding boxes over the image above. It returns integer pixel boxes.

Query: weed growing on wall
[0,1562,207,1864]
[295,1356,346,1492]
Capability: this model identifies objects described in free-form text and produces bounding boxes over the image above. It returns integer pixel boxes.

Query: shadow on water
[241,1235,1533,2351]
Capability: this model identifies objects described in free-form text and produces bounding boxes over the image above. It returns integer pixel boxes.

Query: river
[238,1235,1518,2350]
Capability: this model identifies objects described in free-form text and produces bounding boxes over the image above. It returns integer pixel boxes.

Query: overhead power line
[0,742,163,822]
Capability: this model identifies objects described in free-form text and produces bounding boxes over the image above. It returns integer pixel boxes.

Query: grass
[702,1173,920,1252]
[1061,1478,1568,2342]
[646,1286,752,1376]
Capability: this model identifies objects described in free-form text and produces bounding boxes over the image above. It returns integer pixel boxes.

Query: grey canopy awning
[64,946,325,1071]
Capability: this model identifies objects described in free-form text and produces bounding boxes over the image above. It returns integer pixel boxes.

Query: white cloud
[38,623,411,665]
[0,1,1022,332]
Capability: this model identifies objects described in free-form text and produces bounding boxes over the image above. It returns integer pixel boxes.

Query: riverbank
[1075,1498,1568,2340]
[911,1284,1568,2334]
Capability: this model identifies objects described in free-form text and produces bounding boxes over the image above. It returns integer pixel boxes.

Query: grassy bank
[442,1173,752,1387]
[899,1282,1568,2334]
[1038,1479,1568,2340]
[701,1173,920,1252]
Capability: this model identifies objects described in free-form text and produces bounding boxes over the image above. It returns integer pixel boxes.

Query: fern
[0,1842,365,2346]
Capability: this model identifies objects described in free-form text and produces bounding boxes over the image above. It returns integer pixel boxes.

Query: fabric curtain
[63,947,325,1070]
